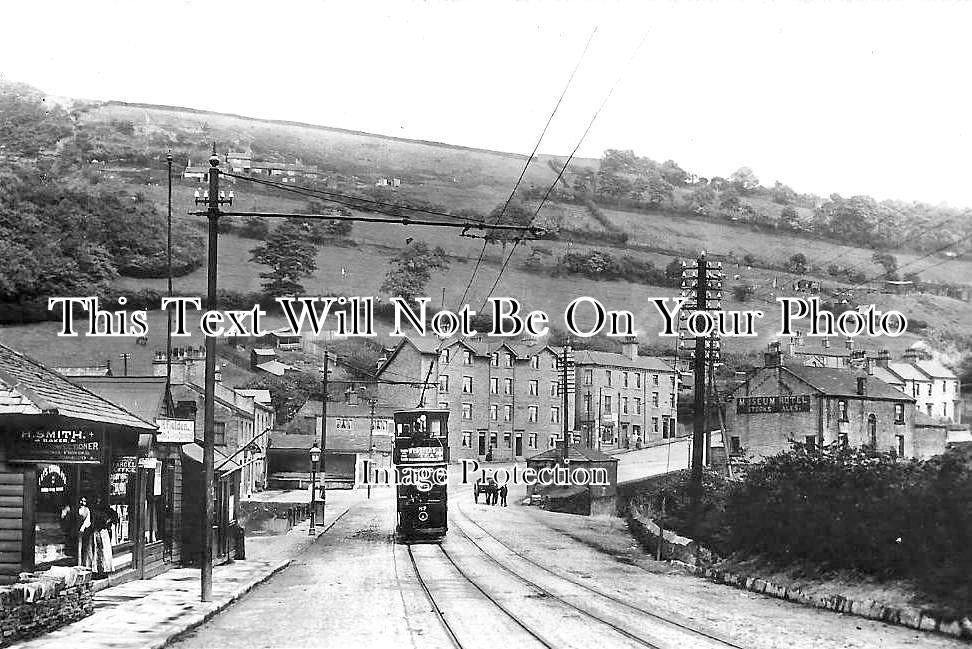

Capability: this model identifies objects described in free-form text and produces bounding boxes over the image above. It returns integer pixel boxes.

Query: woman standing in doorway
[91,497,117,576]
[76,497,94,568]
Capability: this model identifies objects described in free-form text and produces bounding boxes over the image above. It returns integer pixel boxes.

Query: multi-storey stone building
[572,340,679,451]
[376,336,572,461]
[376,336,679,460]
[726,346,930,460]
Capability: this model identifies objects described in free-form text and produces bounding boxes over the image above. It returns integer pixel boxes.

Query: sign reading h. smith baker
[736,395,812,414]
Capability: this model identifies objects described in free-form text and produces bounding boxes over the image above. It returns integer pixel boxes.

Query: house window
[837,400,848,422]
[531,355,540,369]
[490,352,499,367]
[583,369,593,385]
[804,435,816,450]
[584,394,591,413]
[652,392,659,407]
[550,382,559,397]
[462,376,473,393]
[927,383,932,396]
[504,378,513,395]
[461,403,473,420]
[867,414,877,447]
[489,432,497,448]
[606,370,612,386]
[894,403,904,424]
[635,398,642,415]
[896,434,905,457]
[463,350,473,365]
[623,372,629,388]
[926,404,932,416]
[529,380,539,396]
[838,433,848,447]
[653,374,659,386]
[504,405,512,422]
[528,406,538,423]
[622,397,629,415]
[632,424,641,441]
[730,436,741,454]
[652,417,658,433]
[489,404,498,421]
[550,407,560,423]
[603,395,612,413]
[490,378,499,395]
[504,432,511,447]
[214,422,227,445]
[635,373,642,389]
[439,375,450,392]
[461,432,472,448]
[440,349,450,363]
[548,435,557,449]
[528,433,538,449]
[506,353,515,367]
[670,393,675,408]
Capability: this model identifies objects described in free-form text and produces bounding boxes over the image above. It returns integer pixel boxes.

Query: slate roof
[0,343,156,430]
[914,359,958,380]
[888,362,929,382]
[783,364,914,402]
[526,445,618,463]
[870,366,905,387]
[573,350,675,372]
[235,389,272,405]
[74,376,170,423]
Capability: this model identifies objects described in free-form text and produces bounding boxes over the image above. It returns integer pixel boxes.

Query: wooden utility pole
[367,398,377,499]
[691,255,708,485]
[560,344,573,464]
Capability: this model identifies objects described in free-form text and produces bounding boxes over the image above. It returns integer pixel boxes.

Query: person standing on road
[499,483,508,507]
[473,480,481,504]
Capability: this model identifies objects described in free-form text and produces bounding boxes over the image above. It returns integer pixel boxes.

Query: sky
[3,0,972,207]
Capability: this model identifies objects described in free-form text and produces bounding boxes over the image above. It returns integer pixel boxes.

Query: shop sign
[736,395,812,414]
[111,456,139,474]
[8,430,102,464]
[155,418,195,443]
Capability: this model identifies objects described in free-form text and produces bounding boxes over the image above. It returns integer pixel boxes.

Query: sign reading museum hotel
[736,395,812,414]
[8,430,103,464]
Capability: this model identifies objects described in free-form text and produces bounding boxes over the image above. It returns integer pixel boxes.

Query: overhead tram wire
[416,28,599,407]
[455,27,598,311]
[479,31,651,312]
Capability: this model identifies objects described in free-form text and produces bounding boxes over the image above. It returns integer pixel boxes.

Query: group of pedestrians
[473,477,507,506]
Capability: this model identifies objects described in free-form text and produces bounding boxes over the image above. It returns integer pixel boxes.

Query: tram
[394,408,449,543]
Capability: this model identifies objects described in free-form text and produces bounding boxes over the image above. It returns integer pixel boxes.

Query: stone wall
[1,566,93,646]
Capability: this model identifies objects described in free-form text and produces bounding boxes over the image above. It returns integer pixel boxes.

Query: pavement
[615,437,690,483]
[9,490,361,649]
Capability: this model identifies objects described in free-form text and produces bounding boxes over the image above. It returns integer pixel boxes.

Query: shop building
[0,343,160,582]
[726,346,924,461]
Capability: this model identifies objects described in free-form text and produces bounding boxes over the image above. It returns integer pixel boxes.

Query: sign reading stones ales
[736,395,812,414]
[9,430,103,464]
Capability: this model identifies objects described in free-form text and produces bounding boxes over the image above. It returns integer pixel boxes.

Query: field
[2,100,970,374]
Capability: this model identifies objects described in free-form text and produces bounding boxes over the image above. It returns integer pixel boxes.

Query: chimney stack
[845,337,854,351]
[876,349,891,368]
[822,336,830,349]
[764,341,783,368]
[856,376,867,396]
[620,336,639,361]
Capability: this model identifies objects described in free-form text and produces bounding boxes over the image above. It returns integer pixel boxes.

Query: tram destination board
[736,395,812,414]
[396,446,446,464]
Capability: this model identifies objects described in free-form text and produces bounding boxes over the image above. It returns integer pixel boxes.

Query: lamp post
[309,442,321,535]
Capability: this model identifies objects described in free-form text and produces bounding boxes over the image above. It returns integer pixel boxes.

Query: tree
[780,205,800,230]
[380,240,450,302]
[484,201,533,248]
[665,258,683,285]
[872,251,899,280]
[730,167,760,194]
[659,160,689,186]
[771,181,797,205]
[784,253,809,274]
[249,220,318,296]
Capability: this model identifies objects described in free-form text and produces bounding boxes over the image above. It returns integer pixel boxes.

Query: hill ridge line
[96,100,587,164]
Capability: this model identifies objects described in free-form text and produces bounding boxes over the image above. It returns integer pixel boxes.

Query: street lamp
[309,442,321,535]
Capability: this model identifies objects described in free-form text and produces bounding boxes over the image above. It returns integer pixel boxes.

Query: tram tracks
[450,501,748,649]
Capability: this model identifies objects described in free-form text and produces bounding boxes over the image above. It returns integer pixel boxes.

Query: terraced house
[376,336,571,461]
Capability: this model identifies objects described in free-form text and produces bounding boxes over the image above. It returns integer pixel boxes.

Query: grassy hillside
[1,92,970,376]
